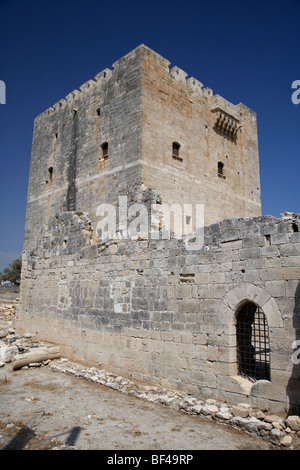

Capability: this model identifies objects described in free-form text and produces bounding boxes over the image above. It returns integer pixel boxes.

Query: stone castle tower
[17,45,300,416]
[24,44,261,252]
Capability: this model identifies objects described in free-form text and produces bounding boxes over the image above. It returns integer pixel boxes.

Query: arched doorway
[236,301,271,382]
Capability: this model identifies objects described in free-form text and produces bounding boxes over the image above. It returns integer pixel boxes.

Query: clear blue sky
[0,0,299,271]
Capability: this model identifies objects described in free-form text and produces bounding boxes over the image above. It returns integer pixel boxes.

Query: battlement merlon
[32,44,256,126]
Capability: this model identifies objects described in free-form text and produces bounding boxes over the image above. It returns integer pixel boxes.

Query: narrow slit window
[96,108,100,116]
[218,161,224,177]
[47,166,53,184]
[101,142,108,159]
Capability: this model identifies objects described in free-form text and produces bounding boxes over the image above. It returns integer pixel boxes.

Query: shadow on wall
[287,282,300,415]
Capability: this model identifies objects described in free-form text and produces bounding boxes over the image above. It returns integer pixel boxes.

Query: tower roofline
[35,44,256,124]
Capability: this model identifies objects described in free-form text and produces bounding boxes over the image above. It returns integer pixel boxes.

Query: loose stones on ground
[50,360,300,449]
[0,311,299,449]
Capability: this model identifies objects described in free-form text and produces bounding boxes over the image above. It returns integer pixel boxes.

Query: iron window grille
[236,302,271,382]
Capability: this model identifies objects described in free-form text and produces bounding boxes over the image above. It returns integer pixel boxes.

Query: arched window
[172,142,182,161]
[236,302,271,381]
[101,142,108,159]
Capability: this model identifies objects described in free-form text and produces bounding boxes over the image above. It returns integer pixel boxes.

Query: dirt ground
[0,359,277,451]
[0,300,281,452]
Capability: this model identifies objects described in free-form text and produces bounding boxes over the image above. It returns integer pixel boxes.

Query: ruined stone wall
[16,212,300,414]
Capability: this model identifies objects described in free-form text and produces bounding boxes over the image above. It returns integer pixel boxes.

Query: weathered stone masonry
[17,211,300,414]
[16,45,300,415]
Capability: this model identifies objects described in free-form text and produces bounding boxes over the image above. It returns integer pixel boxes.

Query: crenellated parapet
[37,44,254,126]
[40,67,113,122]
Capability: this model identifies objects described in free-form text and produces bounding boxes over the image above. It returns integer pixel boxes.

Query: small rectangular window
[101,142,108,159]
[172,142,182,161]
[218,161,225,179]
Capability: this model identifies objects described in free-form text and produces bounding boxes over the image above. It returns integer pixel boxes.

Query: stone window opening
[54,134,58,154]
[236,302,271,382]
[172,142,182,161]
[96,108,100,116]
[218,161,225,178]
[292,223,299,233]
[101,142,109,159]
[47,166,53,185]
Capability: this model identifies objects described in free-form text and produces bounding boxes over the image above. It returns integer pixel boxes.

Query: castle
[17,45,300,415]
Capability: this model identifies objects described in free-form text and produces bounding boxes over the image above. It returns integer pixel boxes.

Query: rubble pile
[0,303,16,319]
[0,305,61,369]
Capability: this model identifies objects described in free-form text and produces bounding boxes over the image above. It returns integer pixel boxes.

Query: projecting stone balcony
[210,94,240,140]
[213,110,239,139]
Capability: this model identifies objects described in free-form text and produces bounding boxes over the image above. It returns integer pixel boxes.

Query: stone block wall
[16,212,300,414]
